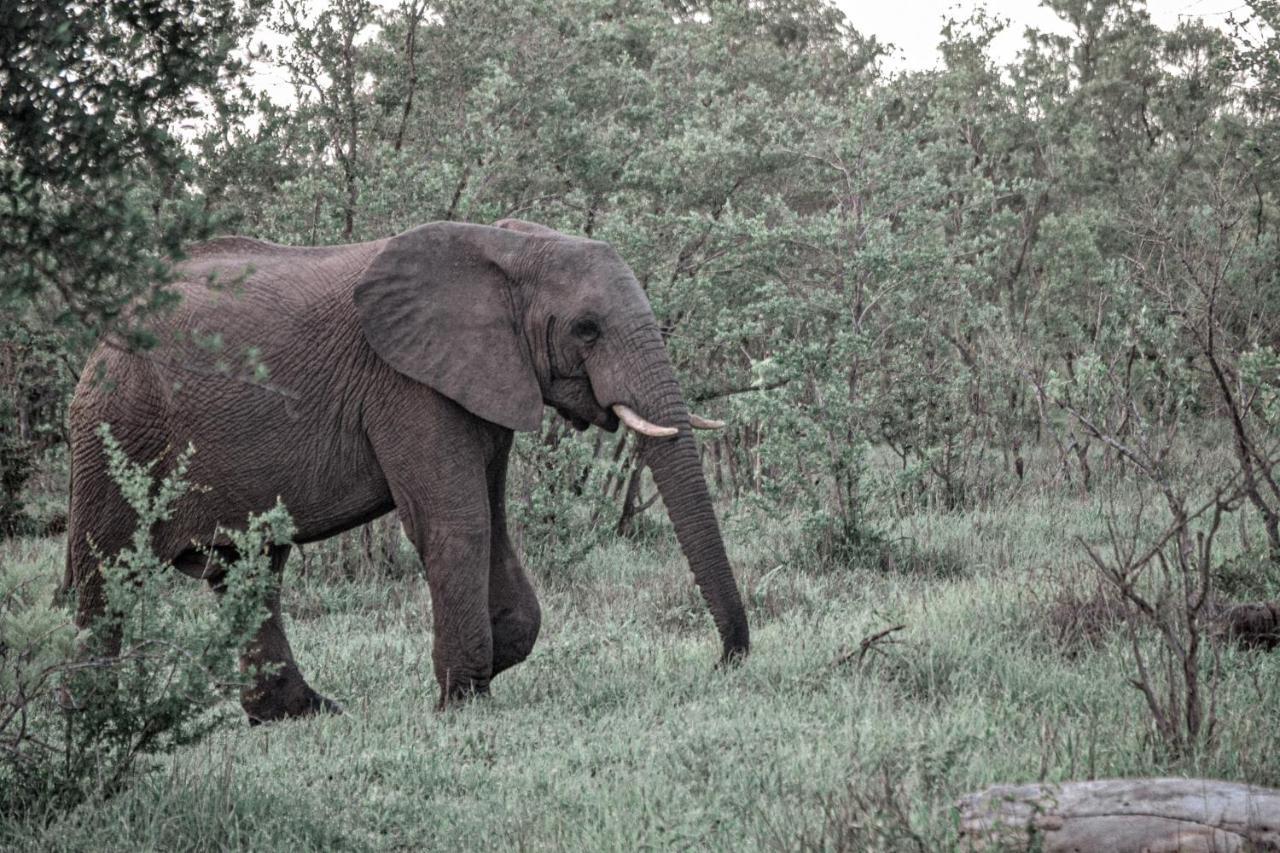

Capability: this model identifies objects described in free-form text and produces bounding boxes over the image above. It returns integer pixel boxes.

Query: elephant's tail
[55,463,75,606]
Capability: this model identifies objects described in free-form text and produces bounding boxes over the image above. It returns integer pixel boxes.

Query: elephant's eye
[572,318,601,344]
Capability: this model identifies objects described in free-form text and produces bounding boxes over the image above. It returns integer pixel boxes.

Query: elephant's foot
[246,687,342,726]
[243,674,343,725]
[435,674,490,711]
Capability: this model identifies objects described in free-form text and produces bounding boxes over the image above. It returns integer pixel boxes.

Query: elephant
[62,218,750,722]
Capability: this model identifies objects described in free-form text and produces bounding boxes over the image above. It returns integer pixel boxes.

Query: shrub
[0,547,78,813]
[508,419,630,574]
[0,426,292,819]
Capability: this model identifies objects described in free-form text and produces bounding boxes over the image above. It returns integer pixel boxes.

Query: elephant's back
[176,236,382,311]
[71,235,384,420]
[183,235,363,266]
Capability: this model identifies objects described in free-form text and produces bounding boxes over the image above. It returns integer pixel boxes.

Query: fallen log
[957,778,1280,852]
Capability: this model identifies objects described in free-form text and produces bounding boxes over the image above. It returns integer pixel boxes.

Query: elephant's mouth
[546,375,618,432]
[552,402,617,432]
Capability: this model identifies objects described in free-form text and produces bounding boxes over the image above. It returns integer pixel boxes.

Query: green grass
[4,464,1280,851]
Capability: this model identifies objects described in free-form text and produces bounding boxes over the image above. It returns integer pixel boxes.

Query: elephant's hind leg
[65,459,137,656]
[196,544,341,724]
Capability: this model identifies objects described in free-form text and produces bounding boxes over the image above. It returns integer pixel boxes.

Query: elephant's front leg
[367,385,507,708]
[417,520,494,706]
[487,437,541,677]
[489,530,541,677]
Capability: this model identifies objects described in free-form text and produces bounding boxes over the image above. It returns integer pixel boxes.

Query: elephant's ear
[354,222,543,432]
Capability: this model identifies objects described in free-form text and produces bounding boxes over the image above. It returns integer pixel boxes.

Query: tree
[0,0,267,537]
[273,0,377,241]
[0,0,267,336]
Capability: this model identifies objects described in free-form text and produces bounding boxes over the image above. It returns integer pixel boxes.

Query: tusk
[689,414,725,430]
[612,404,677,438]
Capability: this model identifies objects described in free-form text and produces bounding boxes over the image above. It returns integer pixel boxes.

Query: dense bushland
[3,0,1276,552]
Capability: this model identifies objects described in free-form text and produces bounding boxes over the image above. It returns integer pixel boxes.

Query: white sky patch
[835,0,1247,71]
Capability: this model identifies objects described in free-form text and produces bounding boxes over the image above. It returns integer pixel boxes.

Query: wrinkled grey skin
[63,219,749,721]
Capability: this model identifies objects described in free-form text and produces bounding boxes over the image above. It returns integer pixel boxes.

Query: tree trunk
[392,0,423,153]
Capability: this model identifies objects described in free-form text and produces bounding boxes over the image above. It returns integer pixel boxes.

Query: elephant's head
[353,220,749,663]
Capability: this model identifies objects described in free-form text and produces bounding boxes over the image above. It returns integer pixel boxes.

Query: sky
[834,0,1246,70]
[249,1,1251,103]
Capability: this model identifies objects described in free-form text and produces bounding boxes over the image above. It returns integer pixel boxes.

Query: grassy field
[4,450,1280,851]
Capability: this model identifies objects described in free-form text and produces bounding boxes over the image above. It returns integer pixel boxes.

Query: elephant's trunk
[642,426,750,662]
[609,327,750,663]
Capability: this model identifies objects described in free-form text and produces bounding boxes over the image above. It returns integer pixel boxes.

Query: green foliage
[0,427,292,819]
[1229,2,1280,186]
[508,419,632,574]
[0,551,79,794]
[0,324,74,537]
[0,0,267,336]
[0,0,269,542]
[4,1,1277,542]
